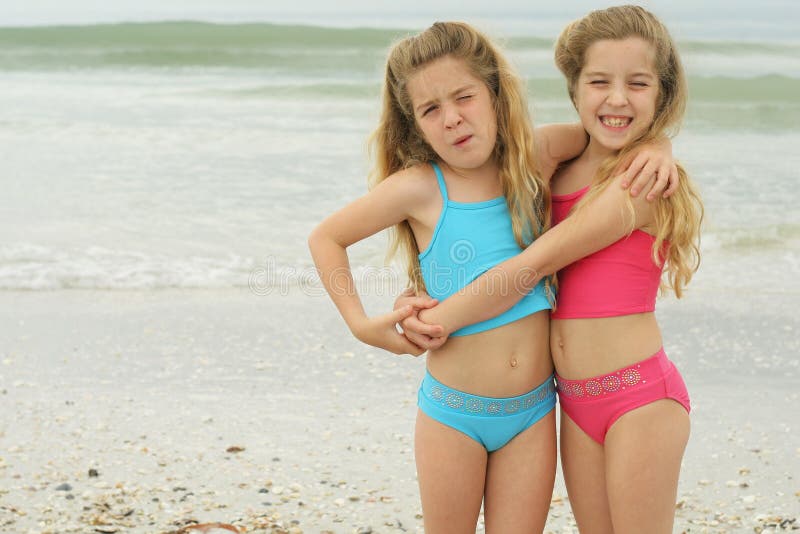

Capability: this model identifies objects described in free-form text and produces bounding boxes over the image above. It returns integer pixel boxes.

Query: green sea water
[0,22,798,289]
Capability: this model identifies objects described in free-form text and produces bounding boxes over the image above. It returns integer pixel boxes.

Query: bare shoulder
[382,163,440,203]
[606,173,657,230]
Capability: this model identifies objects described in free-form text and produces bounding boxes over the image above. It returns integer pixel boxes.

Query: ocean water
[1,21,798,293]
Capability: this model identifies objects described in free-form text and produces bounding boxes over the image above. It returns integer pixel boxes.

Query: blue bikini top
[418,162,552,336]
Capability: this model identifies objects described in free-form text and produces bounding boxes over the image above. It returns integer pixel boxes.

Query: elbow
[307,228,316,253]
[307,225,324,258]
[534,260,558,280]
[511,253,553,290]
[308,224,345,265]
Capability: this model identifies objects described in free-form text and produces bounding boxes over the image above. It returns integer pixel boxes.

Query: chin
[449,153,489,169]
[594,134,630,152]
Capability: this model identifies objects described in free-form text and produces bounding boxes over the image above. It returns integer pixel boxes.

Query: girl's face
[575,37,658,156]
[407,55,498,173]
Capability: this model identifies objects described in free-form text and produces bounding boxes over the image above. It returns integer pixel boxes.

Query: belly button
[510,358,518,368]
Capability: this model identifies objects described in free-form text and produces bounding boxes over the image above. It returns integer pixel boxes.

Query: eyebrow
[583,70,656,79]
[414,84,478,114]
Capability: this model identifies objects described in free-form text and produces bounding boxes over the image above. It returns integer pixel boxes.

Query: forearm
[551,122,589,163]
[308,233,368,335]
[419,233,556,333]
[420,185,635,334]
[534,122,588,176]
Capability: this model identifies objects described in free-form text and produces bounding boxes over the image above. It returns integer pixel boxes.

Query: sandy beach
[2,2,800,532]
[1,283,797,533]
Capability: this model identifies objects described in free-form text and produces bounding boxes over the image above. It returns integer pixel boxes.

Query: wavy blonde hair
[369,21,551,293]
[555,5,703,297]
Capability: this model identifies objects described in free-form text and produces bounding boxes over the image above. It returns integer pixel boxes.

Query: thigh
[414,409,488,534]
[605,399,690,534]
[483,410,556,534]
[560,410,614,534]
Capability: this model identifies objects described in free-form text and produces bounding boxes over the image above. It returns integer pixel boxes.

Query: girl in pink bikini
[399,6,703,533]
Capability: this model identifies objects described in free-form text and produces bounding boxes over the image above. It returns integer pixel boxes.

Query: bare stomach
[550,313,663,379]
[426,310,552,398]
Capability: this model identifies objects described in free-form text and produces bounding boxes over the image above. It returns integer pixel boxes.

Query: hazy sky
[2,0,798,39]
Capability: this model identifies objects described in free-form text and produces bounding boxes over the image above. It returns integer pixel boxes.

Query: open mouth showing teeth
[601,116,632,128]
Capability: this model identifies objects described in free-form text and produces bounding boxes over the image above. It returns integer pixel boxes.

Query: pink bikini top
[550,185,666,320]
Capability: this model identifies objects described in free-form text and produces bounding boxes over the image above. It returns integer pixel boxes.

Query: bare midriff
[426,309,552,398]
[550,312,663,380]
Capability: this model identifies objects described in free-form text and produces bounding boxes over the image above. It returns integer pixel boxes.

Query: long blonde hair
[369,21,550,292]
[555,5,703,297]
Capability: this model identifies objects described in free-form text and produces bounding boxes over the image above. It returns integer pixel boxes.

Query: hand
[352,306,427,356]
[618,140,679,200]
[394,288,448,351]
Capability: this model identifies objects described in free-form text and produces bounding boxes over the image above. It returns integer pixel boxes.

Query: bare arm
[534,122,588,179]
[394,135,679,345]
[534,123,679,198]
[533,122,589,181]
[418,174,656,335]
[308,167,432,355]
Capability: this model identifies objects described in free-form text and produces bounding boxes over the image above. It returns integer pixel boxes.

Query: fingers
[402,329,436,350]
[394,290,438,311]
[644,169,665,201]
[390,327,429,356]
[424,335,448,350]
[393,288,416,310]
[628,159,659,197]
[662,163,679,198]
[640,159,679,200]
[390,305,414,323]
[398,314,447,350]
[416,297,439,309]
[400,315,444,337]
[401,329,447,352]
[619,153,646,189]
[398,296,438,310]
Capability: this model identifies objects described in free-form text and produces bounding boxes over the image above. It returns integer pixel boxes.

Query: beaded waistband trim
[556,349,668,400]
[421,373,556,417]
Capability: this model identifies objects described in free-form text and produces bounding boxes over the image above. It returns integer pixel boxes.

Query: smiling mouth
[600,116,632,128]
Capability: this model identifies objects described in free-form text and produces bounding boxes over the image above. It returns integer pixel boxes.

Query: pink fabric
[556,348,690,444]
[551,185,666,319]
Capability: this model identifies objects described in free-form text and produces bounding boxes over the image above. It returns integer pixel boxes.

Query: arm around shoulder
[534,123,587,179]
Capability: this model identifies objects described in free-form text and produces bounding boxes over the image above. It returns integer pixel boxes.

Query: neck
[442,158,500,183]
[581,138,619,166]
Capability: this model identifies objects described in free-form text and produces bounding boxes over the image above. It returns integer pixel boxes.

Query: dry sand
[0,287,797,533]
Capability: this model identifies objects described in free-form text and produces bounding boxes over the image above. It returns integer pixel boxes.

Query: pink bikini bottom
[555,348,690,444]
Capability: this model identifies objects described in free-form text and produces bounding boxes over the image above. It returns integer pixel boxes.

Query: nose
[443,103,463,129]
[607,83,628,106]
